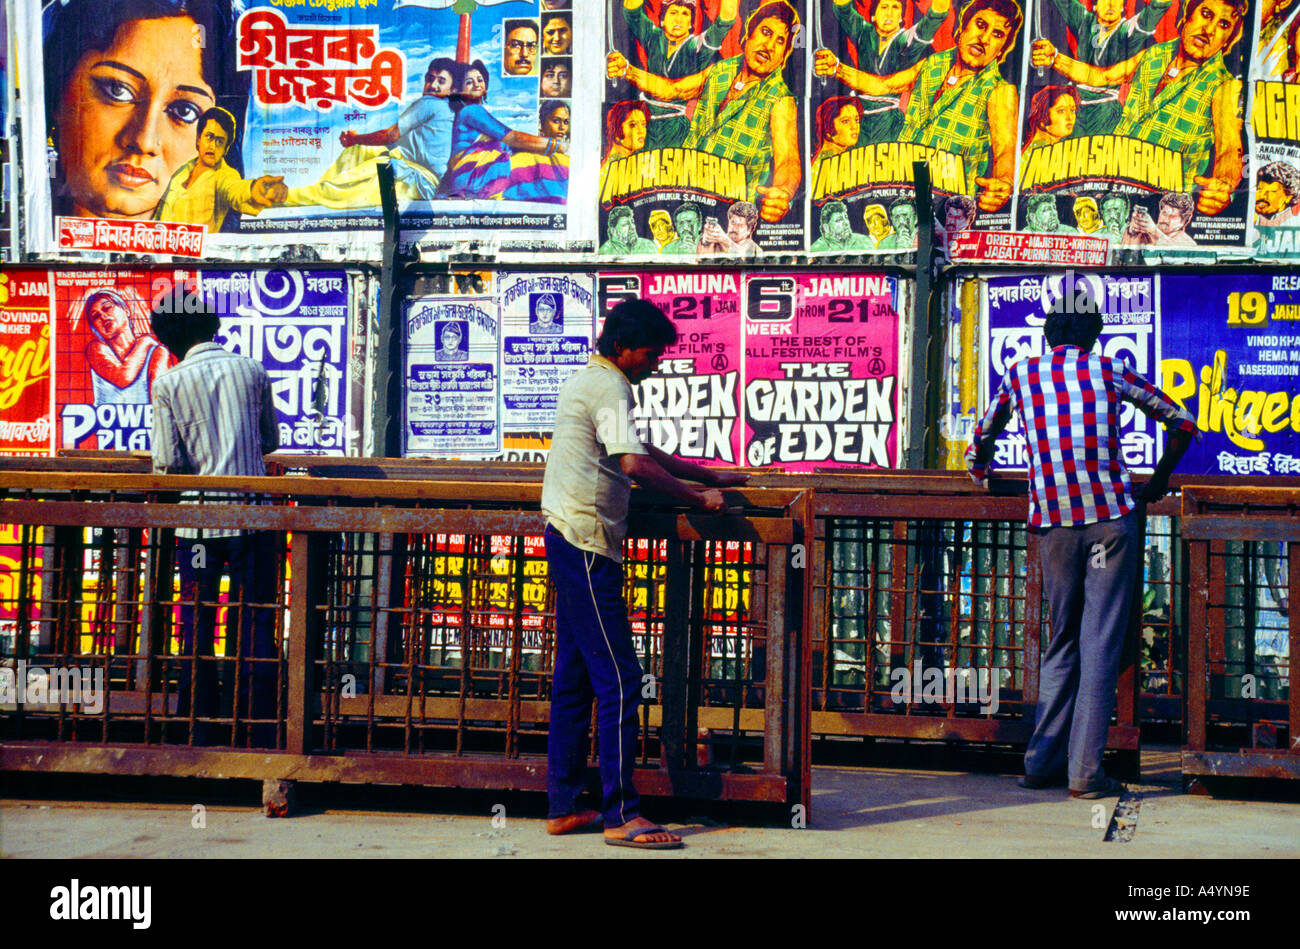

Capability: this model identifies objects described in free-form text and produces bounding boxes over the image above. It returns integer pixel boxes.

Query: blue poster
[1161,272,1300,475]
[982,272,1161,473]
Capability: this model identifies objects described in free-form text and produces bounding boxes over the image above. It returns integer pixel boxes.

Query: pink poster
[597,271,743,466]
[742,273,901,471]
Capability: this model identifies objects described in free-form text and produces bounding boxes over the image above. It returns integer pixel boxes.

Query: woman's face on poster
[830,104,860,149]
[542,105,571,138]
[56,16,214,219]
[88,295,130,342]
[1044,93,1077,139]
[462,68,487,100]
[619,110,647,151]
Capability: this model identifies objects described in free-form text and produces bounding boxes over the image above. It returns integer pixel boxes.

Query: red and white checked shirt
[966,346,1198,529]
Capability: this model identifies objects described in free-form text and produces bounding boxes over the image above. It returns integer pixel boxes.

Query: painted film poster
[1019,0,1250,251]
[498,271,595,461]
[0,272,53,456]
[1160,272,1300,475]
[597,271,744,464]
[403,295,500,459]
[15,0,594,259]
[743,272,902,468]
[982,272,1161,472]
[600,1,807,258]
[809,0,1025,252]
[1252,1,1300,256]
[53,269,352,453]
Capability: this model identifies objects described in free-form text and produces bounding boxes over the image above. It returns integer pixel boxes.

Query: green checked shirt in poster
[1049,0,1172,135]
[624,0,736,149]
[833,0,950,143]
[683,56,793,202]
[898,49,1008,194]
[1112,39,1232,186]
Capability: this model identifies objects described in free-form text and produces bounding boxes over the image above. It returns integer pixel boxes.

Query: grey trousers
[1024,511,1139,791]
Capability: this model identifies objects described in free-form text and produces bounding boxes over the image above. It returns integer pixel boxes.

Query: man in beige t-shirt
[541,298,747,849]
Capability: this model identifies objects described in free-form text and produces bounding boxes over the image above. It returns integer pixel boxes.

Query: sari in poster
[1019,0,1250,252]
[14,0,592,259]
[809,0,1025,251]
[597,271,745,464]
[600,0,808,258]
[742,272,902,468]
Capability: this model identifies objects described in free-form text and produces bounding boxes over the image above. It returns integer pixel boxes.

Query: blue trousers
[175,533,280,747]
[544,525,643,826]
[1025,512,1139,791]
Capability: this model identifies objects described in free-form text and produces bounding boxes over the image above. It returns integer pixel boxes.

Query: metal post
[372,161,401,458]
[908,161,935,469]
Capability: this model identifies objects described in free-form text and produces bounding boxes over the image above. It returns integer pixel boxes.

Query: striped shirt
[152,342,280,538]
[966,346,1197,529]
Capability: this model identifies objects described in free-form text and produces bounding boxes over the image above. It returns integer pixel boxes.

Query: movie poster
[742,272,902,468]
[810,0,1025,252]
[597,271,745,464]
[600,0,808,258]
[1252,0,1300,256]
[0,271,53,456]
[403,295,500,459]
[498,271,595,461]
[200,270,353,454]
[53,269,353,454]
[1019,0,1250,252]
[982,272,1161,472]
[1160,272,1300,474]
[14,0,597,259]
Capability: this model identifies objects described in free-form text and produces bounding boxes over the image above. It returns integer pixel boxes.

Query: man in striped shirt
[151,300,281,747]
[966,306,1196,798]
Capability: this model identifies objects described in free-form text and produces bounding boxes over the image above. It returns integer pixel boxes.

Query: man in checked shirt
[966,305,1197,798]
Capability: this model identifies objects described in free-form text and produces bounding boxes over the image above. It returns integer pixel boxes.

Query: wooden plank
[812,492,1029,521]
[1182,517,1300,542]
[660,540,690,770]
[764,545,788,775]
[1185,540,1210,753]
[1290,544,1300,756]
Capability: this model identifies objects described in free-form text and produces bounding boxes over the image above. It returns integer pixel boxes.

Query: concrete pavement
[4,750,1298,858]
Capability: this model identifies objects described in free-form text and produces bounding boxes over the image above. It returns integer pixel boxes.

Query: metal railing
[0,469,810,812]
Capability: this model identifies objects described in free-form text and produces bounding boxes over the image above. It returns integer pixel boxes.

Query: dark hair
[427,56,459,79]
[729,201,759,229]
[1180,0,1247,54]
[661,0,702,31]
[597,299,679,358]
[608,205,635,227]
[1044,310,1102,350]
[673,201,702,224]
[196,107,235,148]
[957,0,1023,61]
[820,199,848,228]
[1025,84,1081,140]
[1158,190,1195,227]
[868,0,909,18]
[889,196,916,216]
[150,297,220,358]
[540,99,570,127]
[814,96,865,158]
[603,100,650,159]
[450,59,489,113]
[541,12,572,29]
[745,0,800,40]
[943,194,977,219]
[1026,192,1056,217]
[1259,160,1300,201]
[503,19,538,38]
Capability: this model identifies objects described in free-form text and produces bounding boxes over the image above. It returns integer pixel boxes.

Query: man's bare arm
[620,452,727,513]
[757,96,802,222]
[340,125,400,148]
[607,51,707,100]
[1193,79,1243,215]
[645,444,750,486]
[1030,38,1141,86]
[813,48,923,95]
[976,83,1018,212]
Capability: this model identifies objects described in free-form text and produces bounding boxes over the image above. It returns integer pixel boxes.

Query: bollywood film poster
[0,271,53,456]
[14,0,597,259]
[1018,0,1251,251]
[981,272,1162,472]
[600,0,808,258]
[810,0,1026,252]
[1160,271,1300,474]
[743,272,902,468]
[1252,0,1300,256]
[597,271,745,465]
[498,271,595,461]
[52,269,353,454]
[403,295,501,459]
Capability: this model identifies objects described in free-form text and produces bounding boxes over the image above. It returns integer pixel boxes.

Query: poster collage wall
[0,268,359,457]
[404,269,906,469]
[953,269,1300,477]
[4,0,1300,261]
